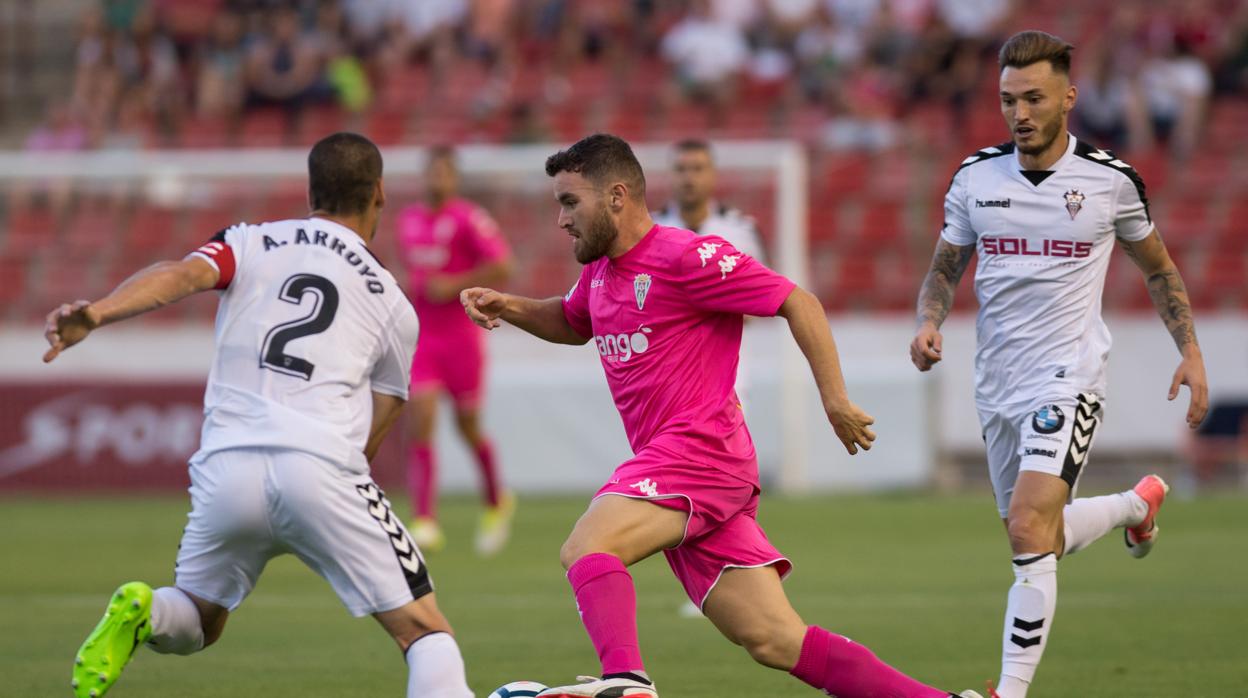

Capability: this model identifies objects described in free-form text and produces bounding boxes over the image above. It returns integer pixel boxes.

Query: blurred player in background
[652,139,766,262]
[652,137,766,618]
[45,133,472,698]
[396,145,514,555]
[911,31,1209,698]
[464,134,982,698]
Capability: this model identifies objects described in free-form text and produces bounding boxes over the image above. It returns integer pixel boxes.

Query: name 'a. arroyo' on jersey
[188,217,419,474]
[940,135,1153,409]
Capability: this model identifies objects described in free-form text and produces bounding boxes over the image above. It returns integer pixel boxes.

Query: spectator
[661,0,749,117]
[245,5,332,113]
[1141,35,1213,159]
[1074,44,1150,153]
[195,9,247,119]
[113,5,184,131]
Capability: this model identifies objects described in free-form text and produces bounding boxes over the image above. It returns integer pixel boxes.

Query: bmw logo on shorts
[1032,405,1065,434]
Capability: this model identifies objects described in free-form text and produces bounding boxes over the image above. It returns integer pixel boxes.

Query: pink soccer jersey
[396,198,510,336]
[562,225,795,487]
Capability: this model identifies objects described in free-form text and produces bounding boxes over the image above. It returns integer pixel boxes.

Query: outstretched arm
[43,257,219,363]
[910,239,975,371]
[1119,230,1208,428]
[460,287,590,345]
[777,286,876,455]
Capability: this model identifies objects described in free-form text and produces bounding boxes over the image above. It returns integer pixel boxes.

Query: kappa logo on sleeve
[718,254,741,279]
[629,478,659,497]
[697,241,723,267]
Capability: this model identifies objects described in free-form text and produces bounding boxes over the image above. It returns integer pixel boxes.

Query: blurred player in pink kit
[396,145,514,556]
[463,134,982,698]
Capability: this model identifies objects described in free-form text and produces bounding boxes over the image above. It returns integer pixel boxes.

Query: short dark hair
[308,132,382,216]
[426,143,456,167]
[999,30,1074,75]
[674,138,712,154]
[545,133,646,200]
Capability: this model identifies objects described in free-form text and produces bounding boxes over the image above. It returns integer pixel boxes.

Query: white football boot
[536,676,657,697]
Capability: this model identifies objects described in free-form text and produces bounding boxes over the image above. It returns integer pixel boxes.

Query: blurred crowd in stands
[19,0,1248,157]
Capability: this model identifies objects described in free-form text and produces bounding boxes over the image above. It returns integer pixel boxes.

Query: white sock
[146,587,205,655]
[1063,492,1149,556]
[406,632,473,698]
[998,553,1058,698]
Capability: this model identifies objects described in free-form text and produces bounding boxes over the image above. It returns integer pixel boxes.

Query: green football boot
[72,582,153,698]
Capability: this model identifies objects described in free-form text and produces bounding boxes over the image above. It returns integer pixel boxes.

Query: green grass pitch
[2,491,1245,696]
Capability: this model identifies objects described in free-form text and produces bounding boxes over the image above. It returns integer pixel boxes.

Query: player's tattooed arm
[1119,230,1209,428]
[1119,231,1199,352]
[915,240,975,328]
[910,240,973,371]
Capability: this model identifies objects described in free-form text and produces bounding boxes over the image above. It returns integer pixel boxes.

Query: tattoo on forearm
[1120,239,1199,352]
[917,244,974,326]
[1146,268,1197,351]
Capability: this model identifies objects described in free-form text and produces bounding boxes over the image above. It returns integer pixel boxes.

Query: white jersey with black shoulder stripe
[940,134,1153,409]
[653,201,766,263]
[187,217,419,474]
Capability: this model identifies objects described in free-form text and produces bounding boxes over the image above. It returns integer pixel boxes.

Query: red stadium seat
[295,106,348,146]
[3,205,57,255]
[179,116,231,149]
[366,110,407,146]
[126,206,183,256]
[239,109,289,148]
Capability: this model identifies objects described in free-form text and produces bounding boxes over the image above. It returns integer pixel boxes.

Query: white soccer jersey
[941,135,1153,409]
[653,201,766,262]
[188,217,419,474]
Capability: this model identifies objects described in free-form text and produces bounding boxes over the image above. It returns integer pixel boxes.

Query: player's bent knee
[1007,510,1057,553]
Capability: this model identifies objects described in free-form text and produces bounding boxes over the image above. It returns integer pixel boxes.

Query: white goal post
[0,142,938,494]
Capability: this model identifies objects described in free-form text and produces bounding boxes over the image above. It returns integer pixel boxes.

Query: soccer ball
[488,681,548,698]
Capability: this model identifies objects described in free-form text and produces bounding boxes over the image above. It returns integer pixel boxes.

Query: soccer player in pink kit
[463,134,982,698]
[396,145,514,555]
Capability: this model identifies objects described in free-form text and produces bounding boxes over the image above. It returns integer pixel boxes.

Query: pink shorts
[594,447,792,609]
[410,333,484,410]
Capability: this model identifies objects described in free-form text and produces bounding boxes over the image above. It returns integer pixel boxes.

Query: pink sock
[407,444,436,518]
[473,439,501,508]
[567,553,644,676]
[790,626,946,698]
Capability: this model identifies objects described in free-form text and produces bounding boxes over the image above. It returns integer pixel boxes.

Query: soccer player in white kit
[44,133,473,698]
[651,139,766,263]
[652,138,767,619]
[910,32,1209,698]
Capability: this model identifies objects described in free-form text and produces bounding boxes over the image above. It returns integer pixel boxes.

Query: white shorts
[175,447,432,617]
[979,392,1104,518]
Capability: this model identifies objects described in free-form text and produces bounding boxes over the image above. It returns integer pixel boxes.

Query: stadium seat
[295,106,348,146]
[3,205,57,256]
[179,116,231,149]
[126,205,183,256]
[239,109,290,148]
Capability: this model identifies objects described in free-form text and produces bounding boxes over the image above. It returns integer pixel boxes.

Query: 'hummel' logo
[975,199,1011,208]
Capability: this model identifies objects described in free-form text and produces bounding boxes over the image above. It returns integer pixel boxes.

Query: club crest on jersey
[634,273,652,310]
[1063,189,1085,220]
[1032,405,1066,435]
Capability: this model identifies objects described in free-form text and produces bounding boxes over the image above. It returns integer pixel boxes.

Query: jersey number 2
[260,274,340,380]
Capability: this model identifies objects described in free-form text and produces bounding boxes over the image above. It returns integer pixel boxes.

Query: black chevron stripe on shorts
[1060,393,1101,488]
[356,483,434,600]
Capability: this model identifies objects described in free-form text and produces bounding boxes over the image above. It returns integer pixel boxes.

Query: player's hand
[1169,352,1209,429]
[461,287,507,330]
[825,399,876,455]
[43,300,100,363]
[910,322,943,371]
[426,274,460,303]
